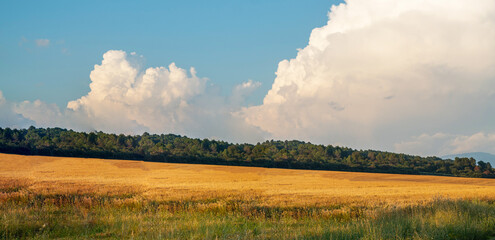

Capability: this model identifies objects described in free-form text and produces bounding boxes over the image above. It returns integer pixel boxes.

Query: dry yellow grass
[1,153,495,209]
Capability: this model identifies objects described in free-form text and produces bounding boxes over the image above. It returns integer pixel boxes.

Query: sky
[1,0,495,157]
[0,0,336,107]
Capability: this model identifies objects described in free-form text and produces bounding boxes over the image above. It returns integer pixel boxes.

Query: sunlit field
[2,153,495,239]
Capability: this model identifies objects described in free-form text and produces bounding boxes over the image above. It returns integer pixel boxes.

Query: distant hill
[442,152,495,166]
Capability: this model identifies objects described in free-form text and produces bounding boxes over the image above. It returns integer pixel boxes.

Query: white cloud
[13,99,83,130]
[66,50,208,134]
[450,133,495,155]
[35,39,50,47]
[230,79,261,107]
[0,91,5,105]
[3,0,495,157]
[394,133,456,156]
[5,50,266,143]
[396,132,495,156]
[0,91,35,128]
[240,0,495,152]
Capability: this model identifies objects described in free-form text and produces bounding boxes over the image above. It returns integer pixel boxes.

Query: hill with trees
[443,152,495,166]
[0,127,493,178]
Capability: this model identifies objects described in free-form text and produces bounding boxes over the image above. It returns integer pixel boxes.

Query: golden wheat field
[2,153,495,209]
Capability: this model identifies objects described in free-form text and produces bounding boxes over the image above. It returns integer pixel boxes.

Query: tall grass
[1,185,495,239]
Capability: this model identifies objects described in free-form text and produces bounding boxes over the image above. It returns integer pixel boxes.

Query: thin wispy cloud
[18,37,28,47]
[35,39,50,47]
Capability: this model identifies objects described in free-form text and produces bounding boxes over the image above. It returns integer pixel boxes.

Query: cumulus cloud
[230,79,262,107]
[5,50,265,143]
[13,99,82,130]
[3,0,495,157]
[66,50,207,134]
[0,91,35,128]
[35,39,50,47]
[451,133,495,154]
[396,132,495,156]
[240,0,495,153]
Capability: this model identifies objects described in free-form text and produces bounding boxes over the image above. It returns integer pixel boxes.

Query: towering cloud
[66,50,207,134]
[8,50,265,142]
[2,0,495,157]
[241,0,495,153]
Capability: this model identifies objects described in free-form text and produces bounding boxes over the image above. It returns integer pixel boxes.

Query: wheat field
[2,153,495,239]
[2,153,495,206]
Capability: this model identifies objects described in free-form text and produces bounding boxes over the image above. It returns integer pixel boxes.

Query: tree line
[0,127,493,178]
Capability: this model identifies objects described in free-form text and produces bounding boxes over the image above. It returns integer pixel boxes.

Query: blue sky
[1,0,494,157]
[0,0,342,108]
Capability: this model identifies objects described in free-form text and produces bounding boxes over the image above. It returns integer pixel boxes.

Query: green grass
[2,190,495,239]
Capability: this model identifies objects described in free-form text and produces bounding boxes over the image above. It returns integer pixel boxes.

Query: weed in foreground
[1,189,495,239]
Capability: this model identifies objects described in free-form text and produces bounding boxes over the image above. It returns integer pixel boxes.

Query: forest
[0,126,493,178]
